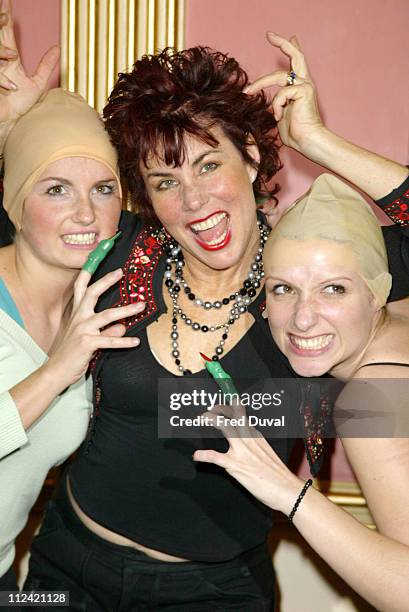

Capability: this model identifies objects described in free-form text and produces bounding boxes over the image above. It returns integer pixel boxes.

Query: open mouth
[189,211,231,251]
[289,333,334,354]
[62,232,98,247]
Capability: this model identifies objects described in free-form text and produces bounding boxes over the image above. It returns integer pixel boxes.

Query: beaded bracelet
[288,479,313,523]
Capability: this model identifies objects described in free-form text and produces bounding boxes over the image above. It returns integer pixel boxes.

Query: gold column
[60,0,186,113]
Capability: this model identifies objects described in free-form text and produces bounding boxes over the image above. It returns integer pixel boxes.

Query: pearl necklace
[164,221,269,375]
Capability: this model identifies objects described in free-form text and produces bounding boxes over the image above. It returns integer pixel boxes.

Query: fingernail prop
[200,352,239,398]
[82,231,122,274]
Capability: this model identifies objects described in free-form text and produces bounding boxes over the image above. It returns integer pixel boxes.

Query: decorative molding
[60,0,185,113]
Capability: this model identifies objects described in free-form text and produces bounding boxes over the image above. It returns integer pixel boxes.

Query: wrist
[41,358,72,394]
[0,120,16,154]
[288,478,314,523]
[298,125,340,166]
[279,474,307,516]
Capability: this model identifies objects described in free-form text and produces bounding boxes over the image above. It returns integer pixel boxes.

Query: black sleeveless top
[69,296,296,561]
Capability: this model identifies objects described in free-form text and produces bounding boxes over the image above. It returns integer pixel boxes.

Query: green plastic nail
[82,231,122,275]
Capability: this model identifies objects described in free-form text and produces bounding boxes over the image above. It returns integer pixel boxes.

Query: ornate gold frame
[60,0,185,113]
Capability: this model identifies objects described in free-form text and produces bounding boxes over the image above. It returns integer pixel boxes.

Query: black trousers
[24,481,275,611]
[0,566,21,612]
[0,566,18,590]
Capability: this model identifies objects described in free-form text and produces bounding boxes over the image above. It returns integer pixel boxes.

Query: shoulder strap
[357,361,409,370]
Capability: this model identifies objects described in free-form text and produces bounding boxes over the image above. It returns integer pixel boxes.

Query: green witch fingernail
[82,231,122,274]
[200,352,239,399]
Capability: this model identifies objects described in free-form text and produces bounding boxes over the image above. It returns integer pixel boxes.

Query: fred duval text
[169,415,285,428]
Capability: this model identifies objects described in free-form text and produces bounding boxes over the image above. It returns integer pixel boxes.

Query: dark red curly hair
[104,46,281,224]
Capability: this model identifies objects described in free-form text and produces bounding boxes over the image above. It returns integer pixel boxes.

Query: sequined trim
[113,226,164,328]
[88,225,165,376]
[381,189,409,226]
[302,387,332,474]
[83,377,102,451]
[94,379,102,416]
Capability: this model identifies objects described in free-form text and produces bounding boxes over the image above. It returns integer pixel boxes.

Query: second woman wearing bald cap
[195,174,409,612]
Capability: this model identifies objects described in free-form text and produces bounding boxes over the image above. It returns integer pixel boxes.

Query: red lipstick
[194,228,232,251]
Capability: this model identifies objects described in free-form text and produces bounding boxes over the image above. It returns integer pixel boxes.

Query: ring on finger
[286,70,297,86]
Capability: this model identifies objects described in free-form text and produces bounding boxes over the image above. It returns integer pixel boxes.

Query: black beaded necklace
[164,221,269,375]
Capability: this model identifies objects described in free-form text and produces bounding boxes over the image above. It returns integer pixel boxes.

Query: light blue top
[0,278,24,329]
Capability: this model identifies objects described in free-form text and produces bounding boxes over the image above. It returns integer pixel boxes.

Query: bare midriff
[66,476,189,562]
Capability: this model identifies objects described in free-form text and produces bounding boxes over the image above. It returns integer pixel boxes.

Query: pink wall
[12,0,60,88]
[187,0,409,481]
[186,0,409,215]
[12,0,409,206]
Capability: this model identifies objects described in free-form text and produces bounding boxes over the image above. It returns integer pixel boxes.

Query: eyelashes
[154,161,221,191]
[45,183,117,197]
[269,284,347,297]
[271,284,293,295]
[322,284,346,295]
[46,185,67,196]
[156,179,178,191]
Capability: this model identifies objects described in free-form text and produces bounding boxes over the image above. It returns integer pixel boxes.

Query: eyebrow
[38,176,73,185]
[38,176,116,185]
[319,276,353,284]
[192,150,222,167]
[265,275,354,284]
[146,149,222,179]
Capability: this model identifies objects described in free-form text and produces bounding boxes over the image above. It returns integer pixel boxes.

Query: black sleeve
[382,225,409,301]
[0,184,15,247]
[93,210,143,312]
[375,174,409,302]
[375,173,409,228]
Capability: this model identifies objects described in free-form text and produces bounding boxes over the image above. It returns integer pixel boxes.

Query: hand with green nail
[46,267,145,389]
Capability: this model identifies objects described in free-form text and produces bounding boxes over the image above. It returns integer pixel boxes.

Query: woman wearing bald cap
[195,174,409,611]
[0,88,144,591]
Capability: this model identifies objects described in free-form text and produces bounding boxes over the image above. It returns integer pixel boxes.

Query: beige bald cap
[267,173,392,306]
[3,88,120,229]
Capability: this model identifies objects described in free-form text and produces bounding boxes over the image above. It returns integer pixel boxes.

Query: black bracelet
[288,479,313,523]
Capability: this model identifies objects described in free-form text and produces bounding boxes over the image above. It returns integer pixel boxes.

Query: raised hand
[245,32,324,155]
[47,268,145,388]
[193,403,303,515]
[0,0,59,126]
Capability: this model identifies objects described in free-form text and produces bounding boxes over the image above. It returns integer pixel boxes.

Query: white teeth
[190,212,227,232]
[206,227,228,246]
[290,334,333,351]
[63,232,96,245]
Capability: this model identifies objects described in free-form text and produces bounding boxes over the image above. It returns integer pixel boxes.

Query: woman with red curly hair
[104,46,281,225]
[25,46,286,611]
[21,37,409,611]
